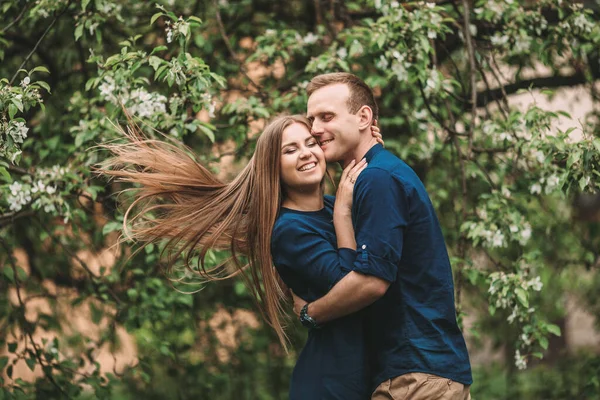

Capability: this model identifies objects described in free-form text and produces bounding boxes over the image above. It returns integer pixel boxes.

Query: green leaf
[3,266,14,283]
[539,336,549,350]
[197,124,215,142]
[11,97,23,112]
[25,356,36,372]
[148,56,163,71]
[0,356,8,370]
[127,288,138,300]
[8,104,17,119]
[150,45,168,55]
[86,186,104,201]
[150,12,163,25]
[0,167,12,183]
[579,176,588,191]
[187,16,202,24]
[36,81,51,93]
[102,221,122,235]
[8,342,17,353]
[546,324,561,337]
[82,0,91,10]
[515,288,529,307]
[30,66,50,74]
[74,24,84,41]
[89,302,103,324]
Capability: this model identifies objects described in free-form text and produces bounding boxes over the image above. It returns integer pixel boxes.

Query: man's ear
[357,105,374,131]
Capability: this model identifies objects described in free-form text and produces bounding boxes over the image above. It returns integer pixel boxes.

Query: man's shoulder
[371,150,422,184]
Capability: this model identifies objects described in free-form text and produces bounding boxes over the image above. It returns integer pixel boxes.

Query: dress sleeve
[271,221,356,294]
[351,167,408,283]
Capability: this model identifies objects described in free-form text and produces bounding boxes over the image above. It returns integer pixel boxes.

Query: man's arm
[293,167,407,324]
[292,271,389,323]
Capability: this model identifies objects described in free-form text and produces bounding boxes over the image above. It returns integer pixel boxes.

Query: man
[295,72,472,399]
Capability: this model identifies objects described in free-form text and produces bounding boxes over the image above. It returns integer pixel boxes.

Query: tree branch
[9,0,73,85]
[213,0,266,99]
[476,73,590,108]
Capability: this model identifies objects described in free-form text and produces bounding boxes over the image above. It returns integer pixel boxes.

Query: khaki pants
[371,372,471,400]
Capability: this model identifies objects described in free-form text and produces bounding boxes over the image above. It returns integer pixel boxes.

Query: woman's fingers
[340,159,356,182]
[346,159,367,184]
[371,122,384,146]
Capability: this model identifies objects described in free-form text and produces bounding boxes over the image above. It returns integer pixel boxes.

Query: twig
[461,0,477,158]
[2,2,29,33]
[36,219,123,305]
[0,237,71,398]
[213,0,265,98]
[9,0,73,85]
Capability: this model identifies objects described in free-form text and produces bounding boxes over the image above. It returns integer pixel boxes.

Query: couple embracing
[102,72,472,399]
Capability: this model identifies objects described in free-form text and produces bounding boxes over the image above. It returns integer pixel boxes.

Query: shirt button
[361,245,366,249]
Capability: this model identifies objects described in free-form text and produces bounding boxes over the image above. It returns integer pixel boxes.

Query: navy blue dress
[271,195,370,400]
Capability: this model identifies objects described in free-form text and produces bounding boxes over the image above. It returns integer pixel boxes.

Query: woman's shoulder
[272,212,311,239]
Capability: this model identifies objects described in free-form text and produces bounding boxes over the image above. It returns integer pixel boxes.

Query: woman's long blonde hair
[100,115,313,349]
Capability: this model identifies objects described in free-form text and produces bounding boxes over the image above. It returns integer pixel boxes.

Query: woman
[100,115,378,399]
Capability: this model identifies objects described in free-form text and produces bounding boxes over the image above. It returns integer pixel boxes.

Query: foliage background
[1,0,600,398]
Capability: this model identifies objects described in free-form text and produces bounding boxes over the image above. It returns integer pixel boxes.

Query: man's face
[307,83,361,165]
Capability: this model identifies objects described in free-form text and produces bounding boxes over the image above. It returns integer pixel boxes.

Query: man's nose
[311,120,324,136]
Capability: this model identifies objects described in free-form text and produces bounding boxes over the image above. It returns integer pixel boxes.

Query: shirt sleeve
[352,167,408,283]
[271,221,356,294]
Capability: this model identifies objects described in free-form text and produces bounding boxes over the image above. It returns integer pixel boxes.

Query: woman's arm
[334,159,367,250]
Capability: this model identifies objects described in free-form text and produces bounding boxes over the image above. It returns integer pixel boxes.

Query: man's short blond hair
[307,72,379,120]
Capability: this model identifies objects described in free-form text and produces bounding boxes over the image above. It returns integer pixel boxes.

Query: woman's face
[279,122,326,192]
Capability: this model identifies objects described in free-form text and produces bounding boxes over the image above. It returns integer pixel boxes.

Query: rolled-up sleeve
[272,222,356,293]
[352,168,408,283]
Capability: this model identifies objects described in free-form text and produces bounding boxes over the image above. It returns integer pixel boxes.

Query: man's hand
[290,290,308,317]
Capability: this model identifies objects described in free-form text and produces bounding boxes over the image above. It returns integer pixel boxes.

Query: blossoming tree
[1,0,599,398]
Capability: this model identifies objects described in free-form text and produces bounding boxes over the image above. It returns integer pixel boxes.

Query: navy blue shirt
[352,144,472,389]
[271,195,370,400]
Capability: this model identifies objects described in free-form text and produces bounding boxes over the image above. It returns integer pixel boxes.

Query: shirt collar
[363,143,384,163]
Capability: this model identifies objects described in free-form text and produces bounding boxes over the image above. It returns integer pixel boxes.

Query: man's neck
[341,137,378,168]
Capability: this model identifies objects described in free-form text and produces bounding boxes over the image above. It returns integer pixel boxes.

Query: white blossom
[527,276,543,291]
[21,76,30,87]
[530,183,542,195]
[9,182,22,196]
[31,180,46,194]
[490,33,509,47]
[514,34,531,54]
[391,61,408,82]
[337,47,348,59]
[490,230,505,248]
[127,88,167,118]
[8,121,29,143]
[303,32,319,44]
[534,150,545,163]
[519,224,532,245]
[376,55,389,70]
[507,307,518,323]
[515,350,527,370]
[545,174,560,193]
